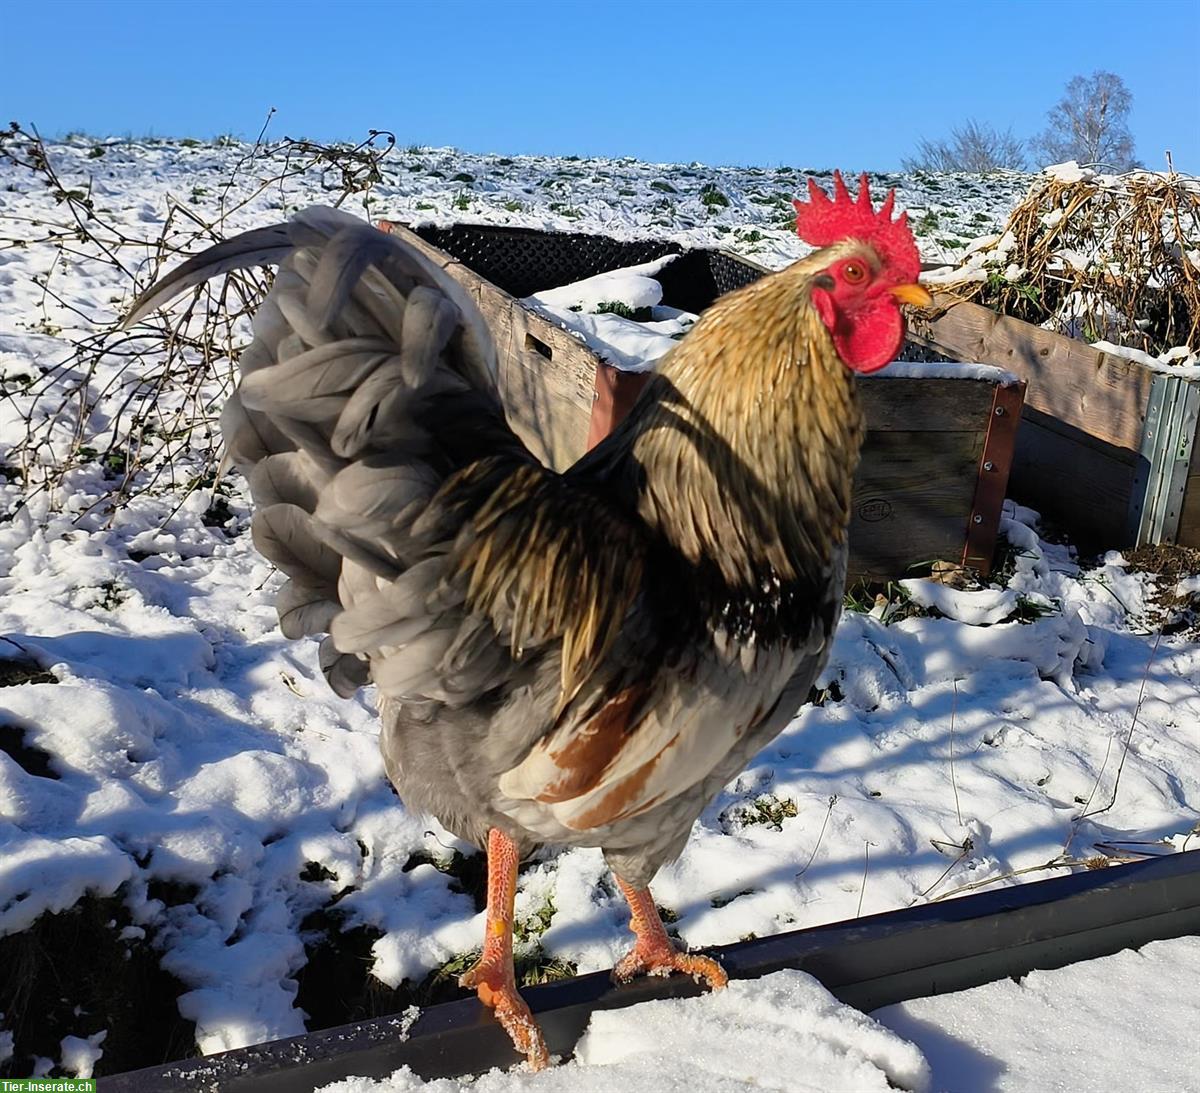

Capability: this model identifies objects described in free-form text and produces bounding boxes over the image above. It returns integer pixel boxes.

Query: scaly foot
[612,932,728,987]
[460,954,550,1069]
[611,875,728,988]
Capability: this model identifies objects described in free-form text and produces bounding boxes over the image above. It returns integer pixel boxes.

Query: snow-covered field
[1,135,1198,1085]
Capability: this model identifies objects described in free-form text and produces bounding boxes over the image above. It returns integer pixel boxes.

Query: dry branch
[0,124,396,521]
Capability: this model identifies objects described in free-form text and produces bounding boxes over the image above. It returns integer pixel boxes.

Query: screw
[994,406,1005,416]
[983,461,995,471]
[972,514,983,524]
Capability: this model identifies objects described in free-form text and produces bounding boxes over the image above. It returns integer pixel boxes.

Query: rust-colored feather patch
[562,733,678,831]
[533,684,650,804]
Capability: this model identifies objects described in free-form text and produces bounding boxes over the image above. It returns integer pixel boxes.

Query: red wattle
[833,303,903,373]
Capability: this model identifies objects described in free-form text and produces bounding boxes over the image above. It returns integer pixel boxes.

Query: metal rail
[103,849,1200,1093]
[1130,372,1200,545]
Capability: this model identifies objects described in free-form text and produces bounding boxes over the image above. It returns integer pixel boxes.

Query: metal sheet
[1132,373,1200,544]
[962,379,1026,574]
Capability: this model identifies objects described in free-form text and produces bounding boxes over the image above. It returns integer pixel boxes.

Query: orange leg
[612,875,728,988]
[458,828,550,1070]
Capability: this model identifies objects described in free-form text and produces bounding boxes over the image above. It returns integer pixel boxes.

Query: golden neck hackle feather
[611,244,866,591]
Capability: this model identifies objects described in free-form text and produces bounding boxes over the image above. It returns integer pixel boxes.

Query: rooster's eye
[842,262,867,285]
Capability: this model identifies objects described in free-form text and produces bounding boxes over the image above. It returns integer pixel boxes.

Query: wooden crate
[908,296,1200,552]
[379,221,1025,579]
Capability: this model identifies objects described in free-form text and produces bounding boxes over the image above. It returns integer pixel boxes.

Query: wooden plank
[1180,476,1200,548]
[1009,410,1139,550]
[588,366,651,452]
[910,296,1154,452]
[479,290,595,471]
[858,376,995,432]
[850,430,984,578]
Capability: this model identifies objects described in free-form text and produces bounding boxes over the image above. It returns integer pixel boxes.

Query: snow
[874,936,1200,1093]
[59,1031,106,1079]
[571,972,929,1092]
[877,361,1019,383]
[522,258,692,372]
[0,136,1197,1082]
[1090,338,1200,377]
[0,828,134,935]
[920,264,988,285]
[1044,161,1097,185]
[899,580,1020,626]
[526,256,678,313]
[318,970,930,1093]
[524,302,688,373]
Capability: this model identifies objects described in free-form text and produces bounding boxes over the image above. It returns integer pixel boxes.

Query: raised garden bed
[908,295,1200,553]
[380,222,1025,579]
[105,848,1200,1090]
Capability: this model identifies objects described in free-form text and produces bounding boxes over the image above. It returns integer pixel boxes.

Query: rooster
[125,173,929,1068]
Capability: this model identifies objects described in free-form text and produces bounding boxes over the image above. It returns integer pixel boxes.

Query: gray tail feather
[122,224,295,327]
[118,204,516,703]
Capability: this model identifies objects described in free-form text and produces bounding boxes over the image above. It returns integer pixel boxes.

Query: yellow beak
[890,282,934,308]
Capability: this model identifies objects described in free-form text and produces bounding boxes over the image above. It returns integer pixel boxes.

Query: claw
[612,874,729,990]
[612,934,729,988]
[460,956,550,1070]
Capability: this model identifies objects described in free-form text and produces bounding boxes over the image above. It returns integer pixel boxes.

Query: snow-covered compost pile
[1,128,1198,1082]
[927,163,1200,368]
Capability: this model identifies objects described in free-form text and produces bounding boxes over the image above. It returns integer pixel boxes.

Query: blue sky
[4,0,1197,171]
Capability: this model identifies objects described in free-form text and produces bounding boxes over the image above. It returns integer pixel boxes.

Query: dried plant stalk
[0,123,396,521]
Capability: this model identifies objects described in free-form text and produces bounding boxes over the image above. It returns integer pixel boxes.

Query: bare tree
[1031,71,1140,170]
[903,119,1027,173]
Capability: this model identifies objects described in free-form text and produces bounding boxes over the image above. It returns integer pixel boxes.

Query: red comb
[793,171,919,281]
